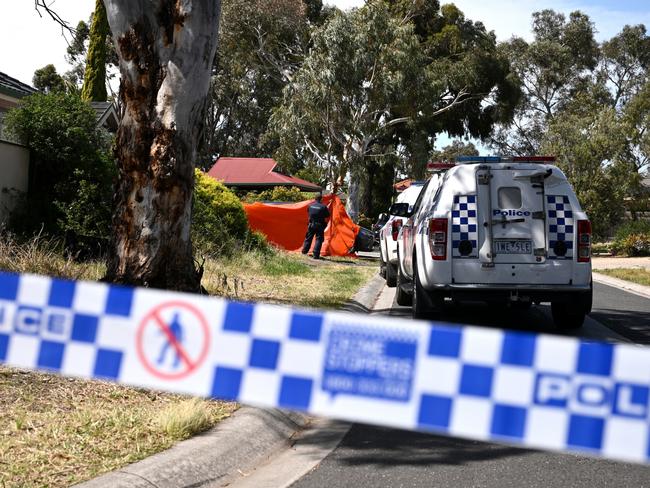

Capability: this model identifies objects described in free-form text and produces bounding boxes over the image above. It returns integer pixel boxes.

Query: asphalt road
[292,281,650,488]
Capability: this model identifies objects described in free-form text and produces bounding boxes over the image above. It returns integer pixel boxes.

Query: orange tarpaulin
[243,195,360,256]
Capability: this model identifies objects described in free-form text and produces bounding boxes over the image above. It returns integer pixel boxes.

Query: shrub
[611,220,650,256]
[192,170,269,256]
[4,92,115,241]
[611,234,650,257]
[243,186,314,203]
[614,220,650,240]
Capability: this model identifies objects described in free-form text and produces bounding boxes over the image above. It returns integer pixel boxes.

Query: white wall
[0,140,29,224]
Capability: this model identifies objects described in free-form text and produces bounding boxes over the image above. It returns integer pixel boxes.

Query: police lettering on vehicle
[493,209,532,218]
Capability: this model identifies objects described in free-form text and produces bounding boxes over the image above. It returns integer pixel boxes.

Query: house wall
[0,140,29,224]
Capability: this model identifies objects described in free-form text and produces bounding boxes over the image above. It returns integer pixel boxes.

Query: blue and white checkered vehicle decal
[451,195,478,258]
[0,271,649,464]
[547,195,574,260]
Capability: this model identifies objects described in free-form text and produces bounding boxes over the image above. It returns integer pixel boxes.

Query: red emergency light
[511,156,556,162]
[427,161,456,171]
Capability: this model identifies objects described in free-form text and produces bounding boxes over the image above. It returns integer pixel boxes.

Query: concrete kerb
[592,272,650,300]
[75,269,386,488]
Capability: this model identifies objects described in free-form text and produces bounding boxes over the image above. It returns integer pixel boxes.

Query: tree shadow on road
[325,424,535,467]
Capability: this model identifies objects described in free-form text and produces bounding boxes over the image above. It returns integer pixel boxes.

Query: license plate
[494,240,532,254]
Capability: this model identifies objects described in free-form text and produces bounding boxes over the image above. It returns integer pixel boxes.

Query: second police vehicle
[395,156,593,329]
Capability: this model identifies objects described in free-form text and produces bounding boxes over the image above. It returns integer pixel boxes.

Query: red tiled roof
[207,157,321,191]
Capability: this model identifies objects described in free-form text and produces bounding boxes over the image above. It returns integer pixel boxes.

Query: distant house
[0,71,37,224]
[207,157,321,192]
[90,101,119,133]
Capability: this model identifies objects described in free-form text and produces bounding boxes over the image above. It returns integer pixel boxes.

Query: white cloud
[0,1,94,85]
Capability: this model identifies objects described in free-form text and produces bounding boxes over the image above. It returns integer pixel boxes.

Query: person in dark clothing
[302,195,330,259]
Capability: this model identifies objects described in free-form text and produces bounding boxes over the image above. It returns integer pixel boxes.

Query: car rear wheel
[396,258,412,306]
[412,255,442,319]
[551,302,586,329]
[386,261,397,287]
[551,284,592,330]
[379,248,387,279]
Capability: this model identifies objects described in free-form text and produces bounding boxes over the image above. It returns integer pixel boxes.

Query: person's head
[315,195,322,203]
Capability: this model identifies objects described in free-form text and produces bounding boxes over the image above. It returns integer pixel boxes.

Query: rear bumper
[428,283,591,303]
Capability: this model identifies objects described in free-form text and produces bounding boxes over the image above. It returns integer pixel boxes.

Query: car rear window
[498,186,522,209]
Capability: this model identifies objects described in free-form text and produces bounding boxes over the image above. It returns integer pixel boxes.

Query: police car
[379,182,424,287]
[396,156,593,329]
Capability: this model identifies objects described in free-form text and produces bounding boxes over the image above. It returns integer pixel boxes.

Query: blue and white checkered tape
[0,271,649,464]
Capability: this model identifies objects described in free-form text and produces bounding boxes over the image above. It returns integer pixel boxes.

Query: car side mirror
[390,202,411,217]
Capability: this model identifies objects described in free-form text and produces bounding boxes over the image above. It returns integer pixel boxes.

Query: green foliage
[611,233,650,257]
[491,9,599,155]
[243,186,313,203]
[81,0,109,102]
[192,170,269,257]
[541,96,633,239]
[270,1,519,190]
[32,64,66,93]
[4,92,115,240]
[614,220,650,240]
[198,0,312,167]
[430,141,478,162]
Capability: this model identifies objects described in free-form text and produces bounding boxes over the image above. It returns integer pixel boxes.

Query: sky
[2,0,649,87]
[1,1,648,152]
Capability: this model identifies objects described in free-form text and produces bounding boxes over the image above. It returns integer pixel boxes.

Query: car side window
[410,179,431,216]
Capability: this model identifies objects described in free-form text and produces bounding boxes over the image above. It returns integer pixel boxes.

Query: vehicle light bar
[456,156,501,163]
[512,156,556,162]
[427,161,456,171]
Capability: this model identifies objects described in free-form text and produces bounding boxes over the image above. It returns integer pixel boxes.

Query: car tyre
[412,254,441,319]
[396,259,412,306]
[551,283,592,330]
[551,302,586,329]
[379,248,387,279]
[386,261,397,288]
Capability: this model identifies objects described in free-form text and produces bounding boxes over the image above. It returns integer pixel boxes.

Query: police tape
[0,270,649,464]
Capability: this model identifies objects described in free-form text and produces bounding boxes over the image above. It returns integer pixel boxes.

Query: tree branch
[34,0,76,39]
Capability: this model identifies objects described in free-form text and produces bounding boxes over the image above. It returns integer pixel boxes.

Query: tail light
[428,218,448,260]
[391,220,403,241]
[577,220,591,263]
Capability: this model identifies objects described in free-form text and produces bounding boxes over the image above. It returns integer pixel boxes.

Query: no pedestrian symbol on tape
[136,301,210,380]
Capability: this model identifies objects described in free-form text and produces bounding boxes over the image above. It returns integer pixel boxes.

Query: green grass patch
[203,251,376,309]
[597,268,650,286]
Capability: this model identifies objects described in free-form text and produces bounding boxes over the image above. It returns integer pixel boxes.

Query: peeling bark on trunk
[103,0,221,291]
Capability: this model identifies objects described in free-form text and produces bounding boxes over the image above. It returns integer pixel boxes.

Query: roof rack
[455,156,556,164]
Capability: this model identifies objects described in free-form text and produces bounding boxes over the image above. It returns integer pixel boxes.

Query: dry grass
[0,232,104,281]
[597,268,650,287]
[156,397,216,438]
[0,367,235,488]
[202,251,377,309]
[0,235,376,487]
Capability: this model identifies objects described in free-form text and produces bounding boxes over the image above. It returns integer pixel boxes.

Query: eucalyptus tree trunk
[103,0,221,291]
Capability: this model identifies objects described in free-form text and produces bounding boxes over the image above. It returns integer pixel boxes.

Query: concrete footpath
[75,274,386,488]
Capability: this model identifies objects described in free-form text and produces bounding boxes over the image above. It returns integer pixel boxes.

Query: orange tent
[243,195,360,256]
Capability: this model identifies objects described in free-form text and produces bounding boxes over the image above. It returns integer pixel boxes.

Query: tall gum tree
[102,0,221,291]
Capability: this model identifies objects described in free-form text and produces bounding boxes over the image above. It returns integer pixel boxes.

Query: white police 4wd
[398,156,593,329]
[379,182,424,287]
